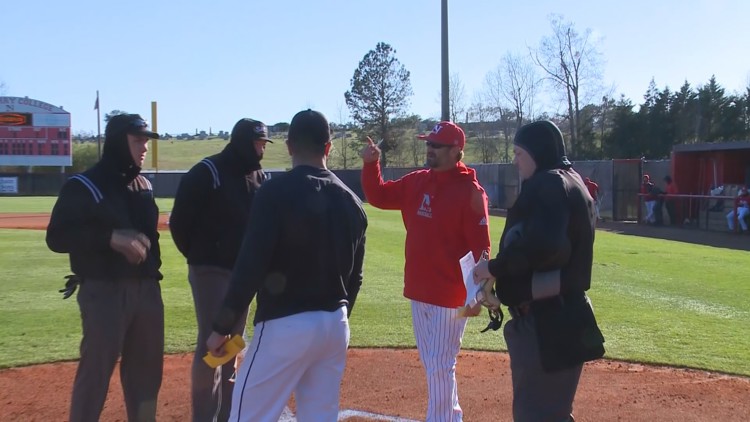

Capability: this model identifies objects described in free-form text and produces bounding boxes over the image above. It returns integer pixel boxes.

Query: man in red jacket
[583,177,600,220]
[360,121,491,421]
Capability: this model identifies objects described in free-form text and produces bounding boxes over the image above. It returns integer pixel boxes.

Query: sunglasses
[425,141,450,149]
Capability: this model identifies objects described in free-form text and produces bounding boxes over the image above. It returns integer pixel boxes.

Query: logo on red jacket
[417,193,432,218]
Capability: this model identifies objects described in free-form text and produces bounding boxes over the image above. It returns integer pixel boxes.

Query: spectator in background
[663,176,679,226]
[584,177,601,221]
[726,186,749,233]
[641,174,657,224]
[708,185,725,212]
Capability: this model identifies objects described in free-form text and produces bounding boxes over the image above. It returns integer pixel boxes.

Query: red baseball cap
[417,121,465,148]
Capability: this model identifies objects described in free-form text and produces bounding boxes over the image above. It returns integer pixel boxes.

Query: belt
[508,303,531,318]
[508,292,588,319]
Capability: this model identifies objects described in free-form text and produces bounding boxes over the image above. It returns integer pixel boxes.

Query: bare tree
[498,52,540,127]
[332,102,352,169]
[449,72,466,123]
[482,74,515,161]
[0,80,7,95]
[385,114,421,167]
[468,93,498,164]
[408,136,423,167]
[531,14,604,157]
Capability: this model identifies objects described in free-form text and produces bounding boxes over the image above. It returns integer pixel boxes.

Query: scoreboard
[0,96,72,167]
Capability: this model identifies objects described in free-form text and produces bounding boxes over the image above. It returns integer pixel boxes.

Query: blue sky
[3,0,749,135]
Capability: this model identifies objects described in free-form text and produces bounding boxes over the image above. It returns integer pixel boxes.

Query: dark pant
[504,310,582,422]
[665,200,677,225]
[189,265,248,422]
[70,278,164,422]
[654,199,664,225]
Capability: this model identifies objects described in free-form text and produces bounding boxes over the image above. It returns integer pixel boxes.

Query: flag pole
[95,90,102,159]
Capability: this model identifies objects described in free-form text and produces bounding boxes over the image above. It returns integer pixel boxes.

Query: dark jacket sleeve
[488,174,572,303]
[169,165,212,258]
[212,185,278,334]
[46,179,112,254]
[345,235,366,317]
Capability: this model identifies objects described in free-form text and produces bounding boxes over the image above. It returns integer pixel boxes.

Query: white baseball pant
[411,300,468,422]
[229,307,350,422]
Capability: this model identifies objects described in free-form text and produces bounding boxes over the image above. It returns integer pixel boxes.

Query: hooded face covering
[227,118,272,172]
[102,113,158,181]
[512,120,572,172]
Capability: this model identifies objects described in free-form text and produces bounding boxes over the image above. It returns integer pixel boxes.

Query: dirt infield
[2,213,750,420]
[0,213,171,231]
[1,350,749,421]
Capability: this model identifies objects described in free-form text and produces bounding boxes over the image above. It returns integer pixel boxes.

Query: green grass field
[73,137,296,171]
[72,131,506,171]
[1,197,749,377]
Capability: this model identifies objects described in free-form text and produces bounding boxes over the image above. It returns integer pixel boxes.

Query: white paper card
[460,251,481,308]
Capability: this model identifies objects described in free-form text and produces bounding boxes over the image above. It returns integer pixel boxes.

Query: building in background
[0,96,71,167]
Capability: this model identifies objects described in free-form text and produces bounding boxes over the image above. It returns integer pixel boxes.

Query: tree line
[339,14,750,168]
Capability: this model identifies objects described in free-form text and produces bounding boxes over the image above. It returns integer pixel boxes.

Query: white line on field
[278,406,420,422]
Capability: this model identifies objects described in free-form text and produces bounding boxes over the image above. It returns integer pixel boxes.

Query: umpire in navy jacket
[47,113,163,422]
[169,118,270,422]
[474,120,605,422]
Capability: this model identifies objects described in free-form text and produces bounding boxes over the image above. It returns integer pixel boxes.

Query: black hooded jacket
[487,121,595,306]
[169,140,266,270]
[46,122,162,281]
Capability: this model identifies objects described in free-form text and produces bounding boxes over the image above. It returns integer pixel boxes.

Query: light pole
[441,0,450,122]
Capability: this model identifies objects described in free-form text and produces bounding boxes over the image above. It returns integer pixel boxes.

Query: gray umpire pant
[189,265,248,422]
[70,278,164,422]
[504,310,582,422]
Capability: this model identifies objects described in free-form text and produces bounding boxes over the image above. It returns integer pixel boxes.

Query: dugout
[671,141,750,195]
[670,141,750,230]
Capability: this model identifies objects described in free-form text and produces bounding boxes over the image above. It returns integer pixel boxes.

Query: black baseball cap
[288,109,331,145]
[106,113,160,139]
[231,118,273,143]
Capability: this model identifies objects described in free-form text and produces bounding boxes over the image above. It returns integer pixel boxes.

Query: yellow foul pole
[151,101,158,171]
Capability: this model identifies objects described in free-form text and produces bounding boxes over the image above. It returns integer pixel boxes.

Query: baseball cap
[417,121,465,148]
[231,118,273,143]
[288,109,331,145]
[106,113,160,139]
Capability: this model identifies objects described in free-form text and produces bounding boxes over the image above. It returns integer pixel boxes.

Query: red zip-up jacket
[362,160,491,308]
